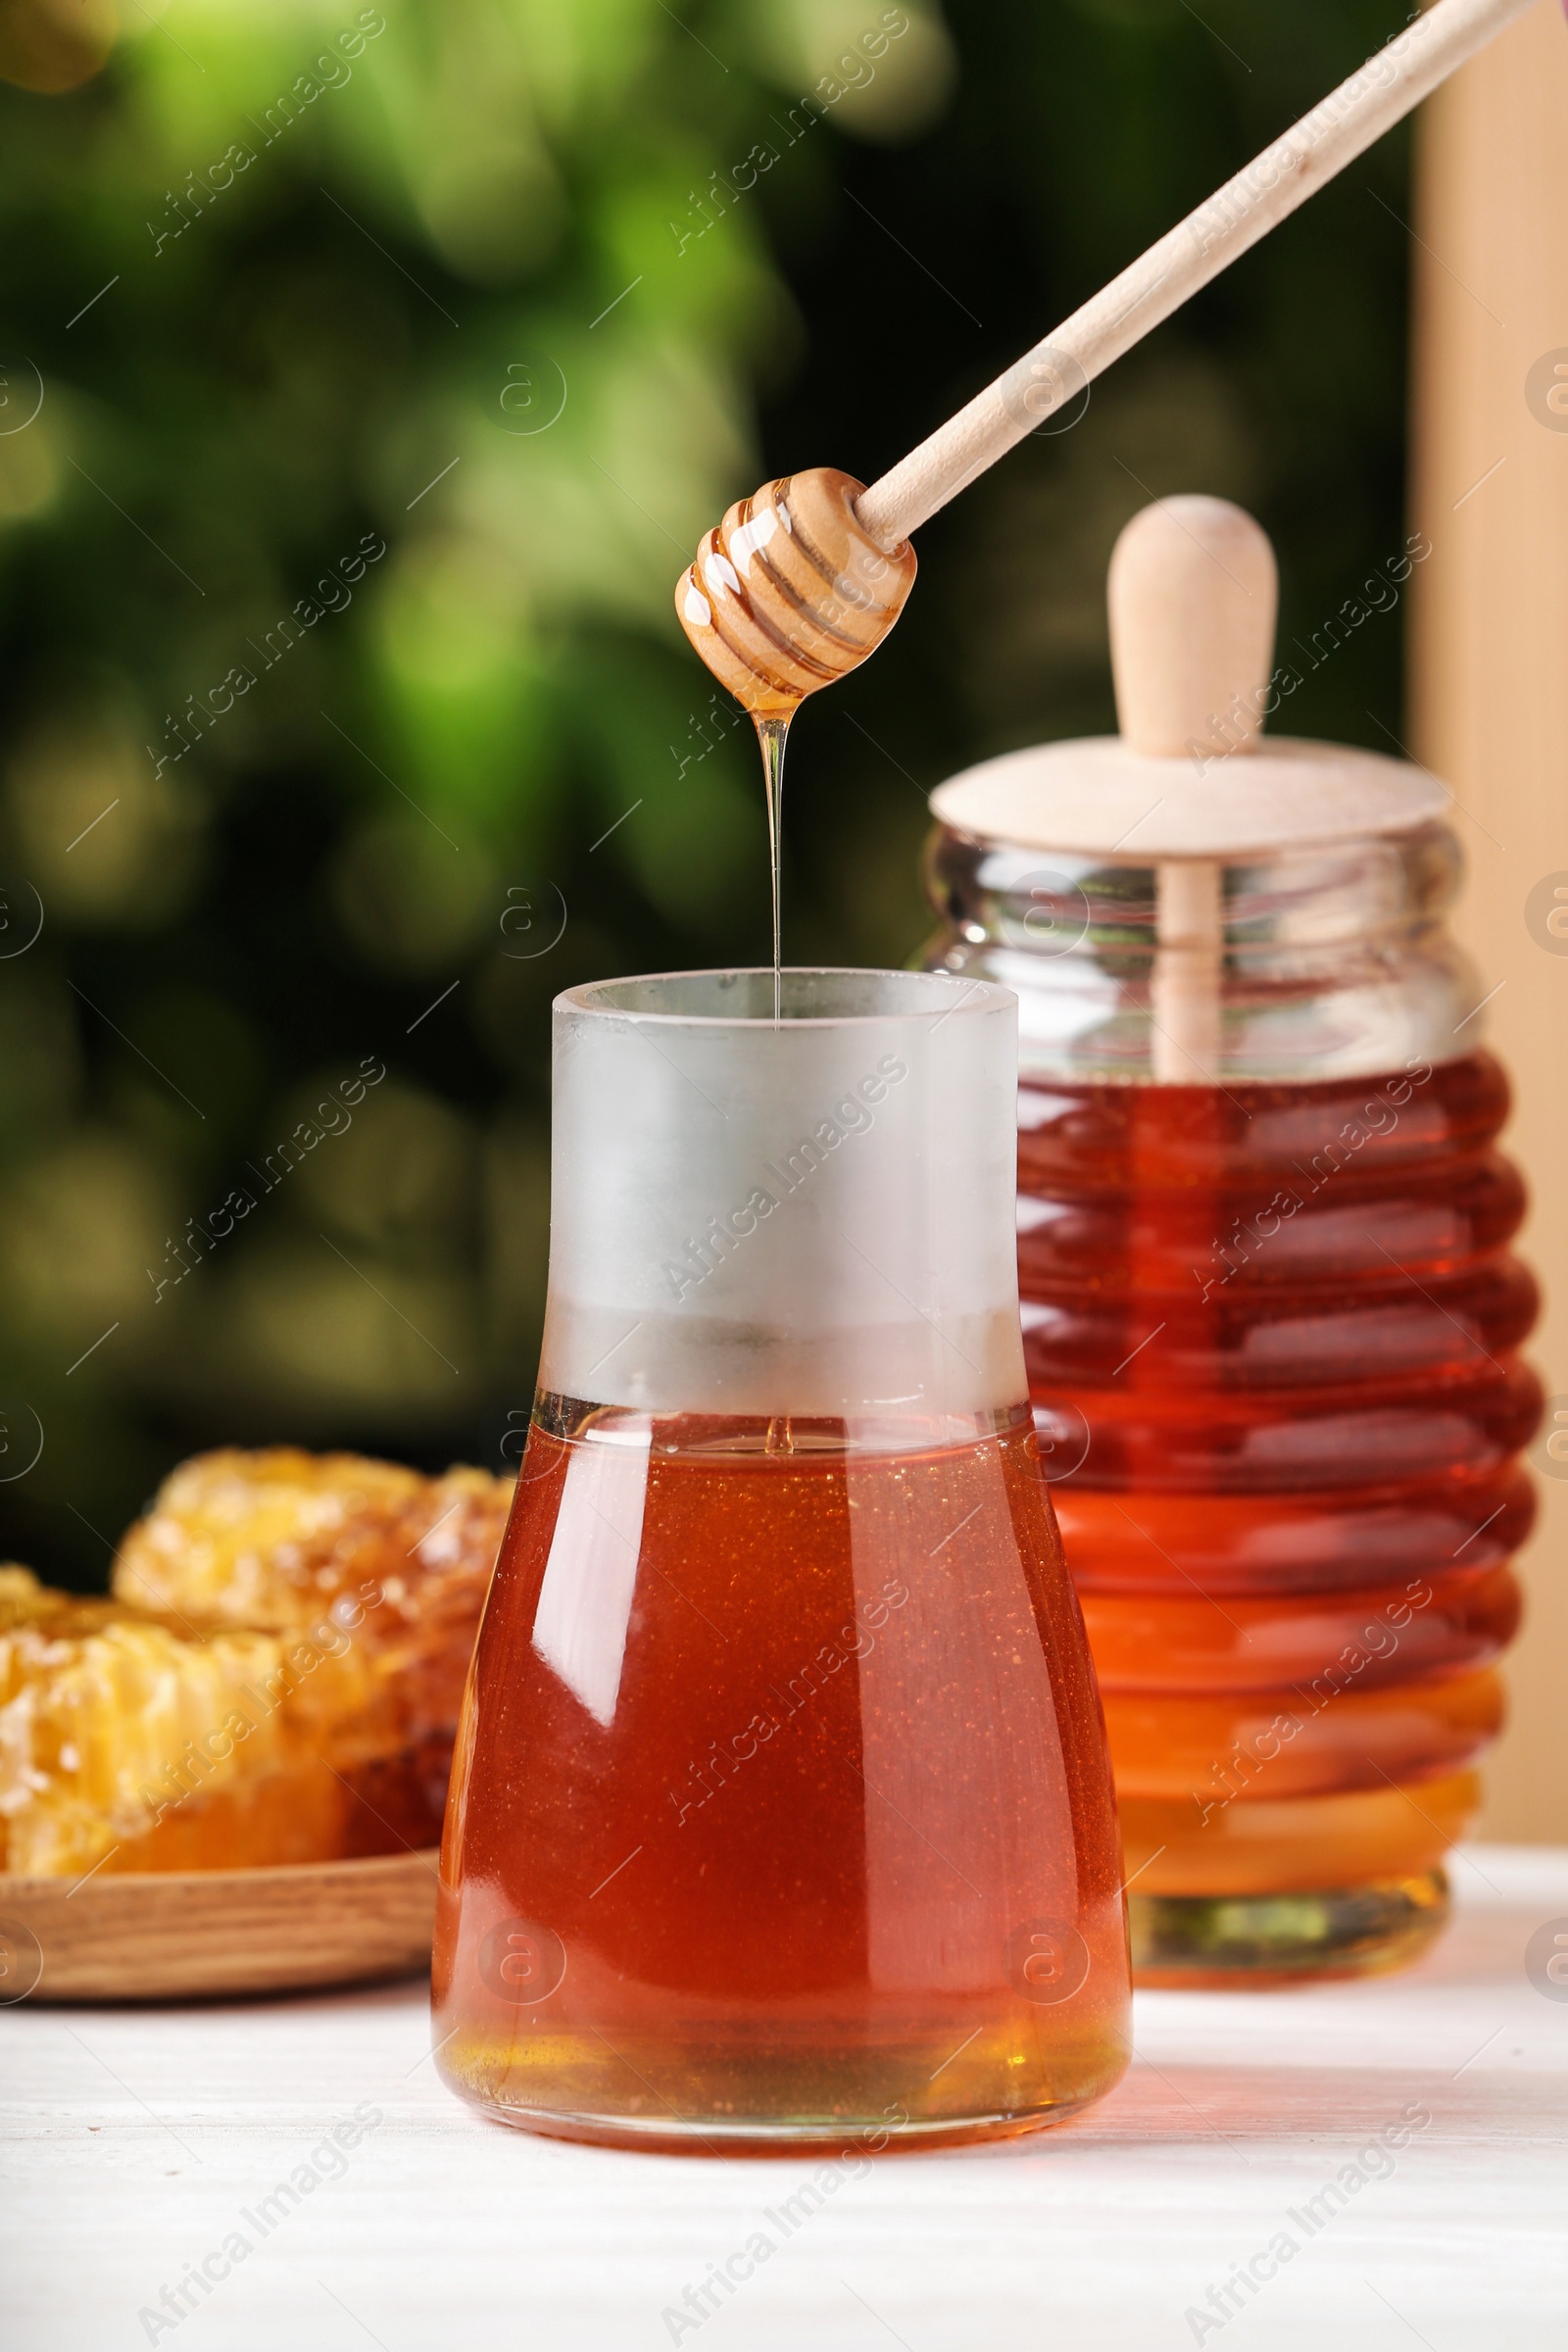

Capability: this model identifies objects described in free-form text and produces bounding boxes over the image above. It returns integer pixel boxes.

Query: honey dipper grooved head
[675,467,917,720]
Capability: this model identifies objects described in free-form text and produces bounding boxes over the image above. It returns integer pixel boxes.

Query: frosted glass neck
[539,969,1027,1420]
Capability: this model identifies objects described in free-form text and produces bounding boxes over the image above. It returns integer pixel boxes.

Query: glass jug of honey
[433,966,1130,2146]
[921,498,1540,1984]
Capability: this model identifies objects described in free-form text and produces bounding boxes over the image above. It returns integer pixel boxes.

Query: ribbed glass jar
[922,820,1541,1982]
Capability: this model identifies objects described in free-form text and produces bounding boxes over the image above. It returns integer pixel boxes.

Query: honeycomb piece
[0,1566,368,1877]
[113,1448,514,1749]
[112,1448,428,1625]
[0,1448,514,1877]
[112,1447,515,1862]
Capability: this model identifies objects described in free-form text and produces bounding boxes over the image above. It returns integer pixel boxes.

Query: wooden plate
[0,1848,440,2003]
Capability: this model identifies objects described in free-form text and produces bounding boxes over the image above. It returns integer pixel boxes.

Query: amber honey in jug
[921,497,1540,1984]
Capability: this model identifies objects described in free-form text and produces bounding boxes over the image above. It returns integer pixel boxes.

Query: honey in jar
[433,969,1130,2143]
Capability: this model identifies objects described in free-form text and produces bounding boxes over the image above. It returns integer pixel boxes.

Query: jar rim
[559,966,1016,1029]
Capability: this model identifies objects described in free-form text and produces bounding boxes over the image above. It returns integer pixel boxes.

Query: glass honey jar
[921,497,1540,1982]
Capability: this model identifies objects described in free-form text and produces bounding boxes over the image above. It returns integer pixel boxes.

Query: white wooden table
[4,1846,1565,2352]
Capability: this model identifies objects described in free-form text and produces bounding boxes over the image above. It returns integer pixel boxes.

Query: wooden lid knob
[1107,497,1278,760]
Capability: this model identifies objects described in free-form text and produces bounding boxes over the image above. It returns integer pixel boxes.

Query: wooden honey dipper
[676,0,1534,716]
[676,468,917,720]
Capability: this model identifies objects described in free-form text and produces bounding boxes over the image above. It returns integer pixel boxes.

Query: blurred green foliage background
[0,0,1415,1588]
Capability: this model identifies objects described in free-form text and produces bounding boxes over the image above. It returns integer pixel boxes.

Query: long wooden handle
[856,0,1539,548]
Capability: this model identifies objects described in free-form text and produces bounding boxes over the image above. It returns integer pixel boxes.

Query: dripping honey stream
[674,467,917,1018]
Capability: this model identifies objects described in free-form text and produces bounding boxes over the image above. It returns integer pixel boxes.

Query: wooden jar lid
[930,497,1450,860]
[930,734,1448,858]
